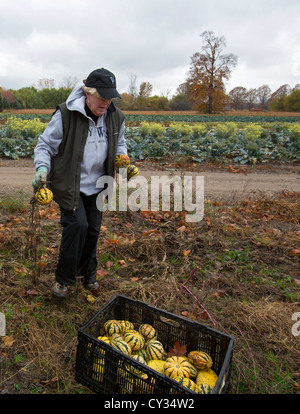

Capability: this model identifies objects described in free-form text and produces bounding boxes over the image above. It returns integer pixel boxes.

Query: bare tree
[245,88,258,109]
[61,76,79,88]
[228,86,248,110]
[127,72,138,100]
[256,84,271,110]
[37,78,55,90]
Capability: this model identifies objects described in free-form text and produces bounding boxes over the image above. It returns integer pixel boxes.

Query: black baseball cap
[84,68,121,99]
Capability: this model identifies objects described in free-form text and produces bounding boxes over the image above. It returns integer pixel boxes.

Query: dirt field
[0,158,299,201]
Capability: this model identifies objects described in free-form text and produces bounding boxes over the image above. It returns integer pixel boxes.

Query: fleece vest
[48,102,125,210]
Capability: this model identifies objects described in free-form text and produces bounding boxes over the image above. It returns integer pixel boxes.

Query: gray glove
[32,166,48,191]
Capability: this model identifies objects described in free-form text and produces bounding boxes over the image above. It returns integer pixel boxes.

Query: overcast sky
[1,0,299,97]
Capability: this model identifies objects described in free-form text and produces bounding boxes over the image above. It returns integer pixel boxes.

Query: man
[33,68,127,299]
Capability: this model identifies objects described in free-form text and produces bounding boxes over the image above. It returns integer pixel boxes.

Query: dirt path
[0,158,299,201]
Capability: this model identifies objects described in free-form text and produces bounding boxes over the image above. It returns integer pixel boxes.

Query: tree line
[1,31,300,113]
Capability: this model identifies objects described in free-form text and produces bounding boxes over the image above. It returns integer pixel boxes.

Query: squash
[196,368,218,388]
[127,164,139,179]
[118,320,134,333]
[115,154,130,168]
[198,383,214,394]
[187,350,213,370]
[181,356,198,378]
[124,331,145,351]
[97,335,110,354]
[173,376,198,393]
[139,324,157,340]
[103,319,123,336]
[108,333,124,341]
[35,187,53,205]
[110,339,132,356]
[92,356,105,383]
[125,355,147,378]
[145,339,165,360]
[147,359,166,375]
[164,356,191,379]
[133,348,149,362]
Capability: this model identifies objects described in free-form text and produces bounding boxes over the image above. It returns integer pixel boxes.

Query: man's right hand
[32,166,48,191]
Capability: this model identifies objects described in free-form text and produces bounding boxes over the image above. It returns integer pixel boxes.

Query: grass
[0,177,299,395]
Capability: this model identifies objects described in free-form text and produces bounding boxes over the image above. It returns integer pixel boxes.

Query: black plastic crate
[75,295,234,394]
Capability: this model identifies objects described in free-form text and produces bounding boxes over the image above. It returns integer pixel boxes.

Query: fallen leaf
[2,336,15,347]
[97,269,108,277]
[183,249,191,257]
[177,225,186,232]
[167,341,187,357]
[131,277,139,282]
[86,295,96,304]
[26,289,38,296]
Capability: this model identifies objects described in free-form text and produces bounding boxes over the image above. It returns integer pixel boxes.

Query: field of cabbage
[0,113,299,164]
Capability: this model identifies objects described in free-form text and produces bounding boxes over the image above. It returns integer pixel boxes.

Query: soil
[0,158,299,201]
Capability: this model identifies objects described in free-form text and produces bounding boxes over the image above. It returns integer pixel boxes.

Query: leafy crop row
[126,122,300,164]
[0,116,299,163]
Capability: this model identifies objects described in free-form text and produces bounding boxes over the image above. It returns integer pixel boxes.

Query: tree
[228,86,247,110]
[256,84,271,110]
[285,89,300,112]
[135,82,153,109]
[269,84,291,111]
[245,88,258,110]
[61,76,78,89]
[127,72,138,102]
[37,78,55,90]
[185,30,237,113]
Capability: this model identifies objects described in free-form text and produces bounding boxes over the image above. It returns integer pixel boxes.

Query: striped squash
[115,154,130,168]
[103,319,122,336]
[110,339,132,356]
[139,324,157,340]
[35,187,53,205]
[97,335,110,355]
[187,351,213,370]
[125,355,147,378]
[133,348,149,362]
[198,383,213,394]
[118,320,134,333]
[145,339,165,360]
[108,333,124,341]
[164,356,191,379]
[124,331,145,351]
[181,356,198,378]
[173,376,198,393]
[92,356,105,383]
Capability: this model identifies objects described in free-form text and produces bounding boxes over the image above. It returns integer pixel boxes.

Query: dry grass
[0,187,299,394]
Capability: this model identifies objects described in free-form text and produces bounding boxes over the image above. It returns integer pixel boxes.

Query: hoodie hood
[66,85,86,114]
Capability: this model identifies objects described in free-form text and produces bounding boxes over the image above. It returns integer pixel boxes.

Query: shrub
[5,116,46,139]
[243,124,264,141]
[214,122,237,138]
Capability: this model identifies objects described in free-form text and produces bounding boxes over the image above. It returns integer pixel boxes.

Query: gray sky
[1,0,299,97]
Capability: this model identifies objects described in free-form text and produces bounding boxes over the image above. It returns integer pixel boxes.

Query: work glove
[32,166,48,191]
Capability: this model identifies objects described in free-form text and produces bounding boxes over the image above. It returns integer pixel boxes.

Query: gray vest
[48,102,125,210]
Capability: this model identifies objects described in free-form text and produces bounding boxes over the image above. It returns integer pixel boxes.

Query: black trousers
[55,192,102,286]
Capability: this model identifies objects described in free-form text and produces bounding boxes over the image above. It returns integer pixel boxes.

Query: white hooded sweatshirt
[34,86,127,195]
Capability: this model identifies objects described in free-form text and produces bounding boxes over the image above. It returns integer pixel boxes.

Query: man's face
[85,93,112,116]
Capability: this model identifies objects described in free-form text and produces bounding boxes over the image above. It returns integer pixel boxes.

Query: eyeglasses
[88,93,112,102]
